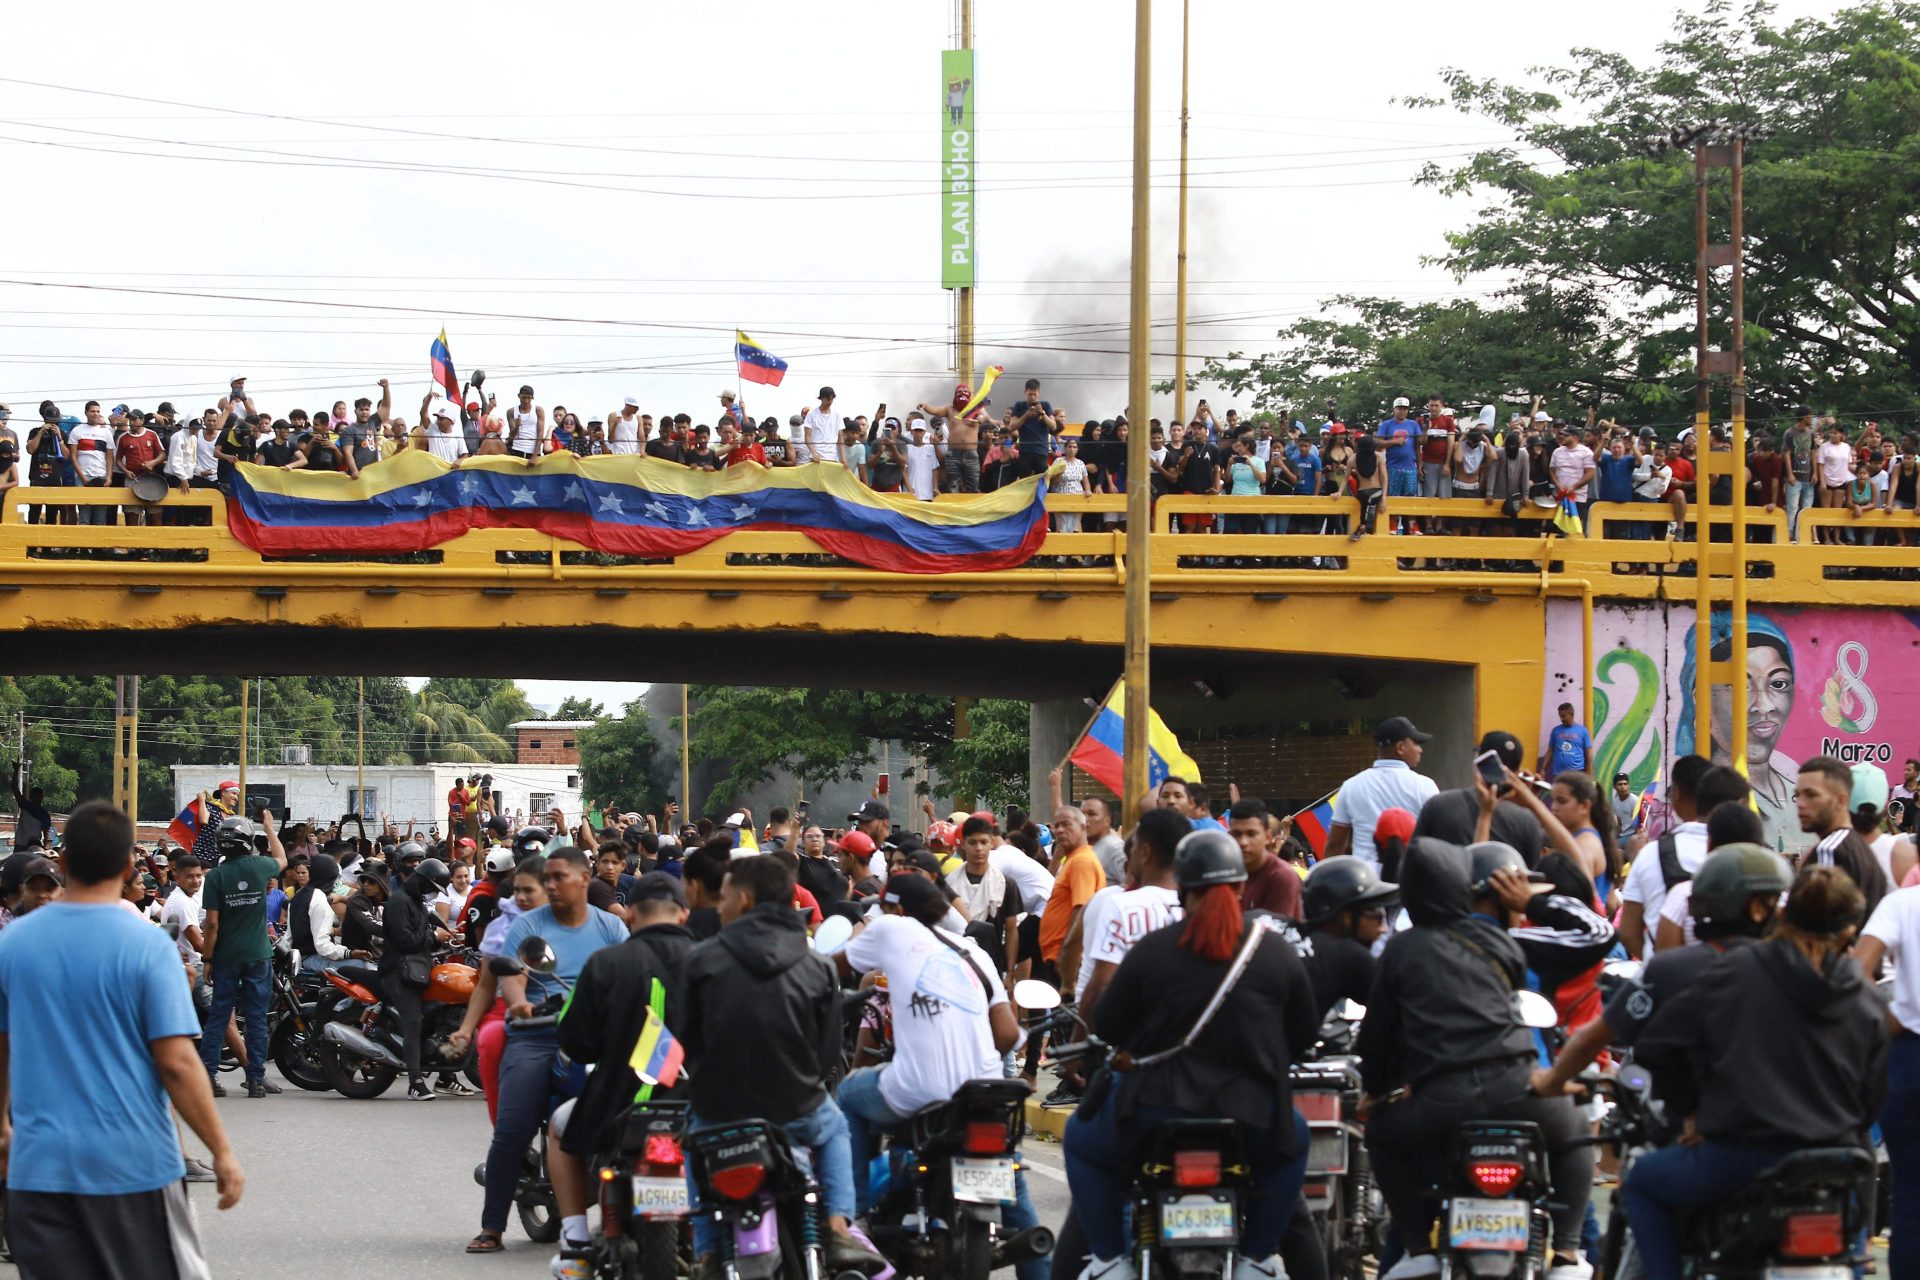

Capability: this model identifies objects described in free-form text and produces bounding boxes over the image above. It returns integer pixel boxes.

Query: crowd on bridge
[1,377,1906,546]
[2,697,1920,1280]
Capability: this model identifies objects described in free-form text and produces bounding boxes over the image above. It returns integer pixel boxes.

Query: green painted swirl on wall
[1592,647,1662,791]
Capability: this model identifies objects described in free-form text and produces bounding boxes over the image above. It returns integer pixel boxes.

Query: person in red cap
[1373,808,1416,884]
[916,384,983,491]
[835,830,884,897]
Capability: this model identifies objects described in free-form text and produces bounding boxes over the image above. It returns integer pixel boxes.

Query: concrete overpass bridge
[1,487,1906,806]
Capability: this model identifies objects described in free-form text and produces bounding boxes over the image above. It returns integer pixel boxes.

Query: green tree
[410,689,512,764]
[552,695,606,720]
[422,677,536,738]
[576,700,667,813]
[1190,0,1920,428]
[939,699,1033,816]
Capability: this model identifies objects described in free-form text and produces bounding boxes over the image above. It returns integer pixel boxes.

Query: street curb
[1024,1098,1070,1141]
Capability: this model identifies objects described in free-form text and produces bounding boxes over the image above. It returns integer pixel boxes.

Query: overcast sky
[7,0,1821,710]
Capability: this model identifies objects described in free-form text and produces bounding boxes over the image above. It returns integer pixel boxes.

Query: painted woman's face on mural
[1711,641,1795,768]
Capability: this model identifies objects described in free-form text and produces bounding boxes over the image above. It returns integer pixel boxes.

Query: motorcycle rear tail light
[709,1163,767,1200]
[1467,1161,1525,1196]
[1294,1091,1342,1124]
[1780,1212,1844,1259]
[1173,1150,1221,1188]
[644,1134,683,1168]
[964,1120,1009,1156]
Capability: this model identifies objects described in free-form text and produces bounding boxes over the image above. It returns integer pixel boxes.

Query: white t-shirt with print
[1620,821,1708,952]
[70,424,115,481]
[1075,884,1181,992]
[1055,458,1089,496]
[845,915,1007,1114]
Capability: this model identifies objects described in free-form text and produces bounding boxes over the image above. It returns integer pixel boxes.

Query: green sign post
[941,49,975,290]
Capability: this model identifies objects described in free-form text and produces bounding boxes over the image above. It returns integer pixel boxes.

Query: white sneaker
[549,1253,592,1280]
[1381,1255,1441,1280]
[1233,1255,1286,1280]
[1547,1257,1593,1280]
[1077,1258,1138,1280]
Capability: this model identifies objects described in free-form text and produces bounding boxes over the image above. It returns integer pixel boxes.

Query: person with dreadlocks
[1062,828,1319,1280]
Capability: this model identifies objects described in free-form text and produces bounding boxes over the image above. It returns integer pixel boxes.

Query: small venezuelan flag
[430,329,461,405]
[735,331,788,388]
[1068,681,1202,799]
[1288,790,1340,861]
[167,794,206,850]
[629,1007,684,1088]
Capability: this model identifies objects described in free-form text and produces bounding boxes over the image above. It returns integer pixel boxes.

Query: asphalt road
[0,1063,1074,1280]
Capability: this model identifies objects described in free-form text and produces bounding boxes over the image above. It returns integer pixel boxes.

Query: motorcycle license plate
[1448,1197,1530,1252]
[952,1156,1016,1204]
[1763,1270,1852,1280]
[631,1176,691,1217]
[1158,1193,1237,1245]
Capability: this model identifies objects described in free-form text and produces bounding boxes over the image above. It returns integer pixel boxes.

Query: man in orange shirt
[1038,806,1103,998]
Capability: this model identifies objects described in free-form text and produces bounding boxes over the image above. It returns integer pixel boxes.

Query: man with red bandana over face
[917,384,984,492]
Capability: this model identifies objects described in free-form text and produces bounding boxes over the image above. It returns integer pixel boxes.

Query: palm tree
[411,690,513,763]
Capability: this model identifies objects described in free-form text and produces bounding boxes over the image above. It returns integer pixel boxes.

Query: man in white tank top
[507,385,545,462]
[608,398,643,455]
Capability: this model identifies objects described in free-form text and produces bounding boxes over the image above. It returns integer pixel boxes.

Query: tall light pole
[1173,0,1191,429]
[1121,0,1153,825]
[955,0,975,381]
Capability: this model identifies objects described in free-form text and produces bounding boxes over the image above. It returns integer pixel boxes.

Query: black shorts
[9,1179,209,1280]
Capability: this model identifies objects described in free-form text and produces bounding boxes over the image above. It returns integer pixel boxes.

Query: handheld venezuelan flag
[429,329,461,406]
[629,1006,685,1088]
[1068,680,1201,799]
[956,365,1004,418]
[1553,495,1584,537]
[1287,790,1339,861]
[166,794,205,850]
[735,331,788,388]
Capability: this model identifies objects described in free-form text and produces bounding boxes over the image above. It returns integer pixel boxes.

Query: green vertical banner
[941,49,975,289]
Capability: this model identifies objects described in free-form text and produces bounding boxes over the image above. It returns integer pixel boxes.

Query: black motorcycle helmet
[213,816,256,860]
[1301,857,1399,926]
[512,827,553,859]
[410,857,452,898]
[1174,827,1247,889]
[1465,840,1547,895]
[395,840,428,869]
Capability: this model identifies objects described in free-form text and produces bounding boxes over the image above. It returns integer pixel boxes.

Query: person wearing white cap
[1376,397,1422,519]
[420,393,469,464]
[608,398,644,456]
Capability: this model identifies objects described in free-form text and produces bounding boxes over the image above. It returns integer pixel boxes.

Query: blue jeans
[1064,1089,1309,1262]
[839,1066,1045,1280]
[1619,1137,1800,1280]
[1883,1032,1920,1280]
[1787,479,1816,541]
[1388,467,1419,498]
[1262,513,1289,535]
[299,952,333,974]
[199,958,269,1081]
[481,1031,561,1233]
[685,1097,856,1257]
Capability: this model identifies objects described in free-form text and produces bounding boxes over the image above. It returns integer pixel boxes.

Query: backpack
[1656,833,1691,889]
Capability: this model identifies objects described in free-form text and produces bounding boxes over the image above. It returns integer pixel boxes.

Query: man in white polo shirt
[1323,716,1439,868]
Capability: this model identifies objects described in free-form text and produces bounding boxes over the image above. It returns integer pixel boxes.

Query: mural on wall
[1544,601,1920,856]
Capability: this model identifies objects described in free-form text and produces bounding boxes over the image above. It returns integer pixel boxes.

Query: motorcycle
[316,950,480,1098]
[267,940,334,1091]
[1597,1061,1875,1280]
[688,1117,862,1280]
[1430,990,1563,1280]
[1292,1000,1381,1280]
[565,1098,695,1280]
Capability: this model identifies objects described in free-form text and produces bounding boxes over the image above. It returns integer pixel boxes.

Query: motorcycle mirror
[1615,1061,1653,1095]
[1513,989,1559,1030]
[488,954,525,977]
[517,936,558,974]
[812,915,854,957]
[1012,979,1062,1012]
[1602,958,1644,983]
[1333,998,1367,1022]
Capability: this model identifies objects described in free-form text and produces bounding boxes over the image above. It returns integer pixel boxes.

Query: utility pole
[114,676,128,815]
[1173,0,1191,429]
[954,0,975,381]
[238,677,249,801]
[680,685,692,822]
[356,676,365,814]
[1121,0,1154,826]
[129,676,139,821]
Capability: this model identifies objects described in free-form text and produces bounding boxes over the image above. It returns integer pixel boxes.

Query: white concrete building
[172,762,584,830]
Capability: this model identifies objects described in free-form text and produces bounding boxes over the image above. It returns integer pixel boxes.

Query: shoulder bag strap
[1125,916,1274,1070]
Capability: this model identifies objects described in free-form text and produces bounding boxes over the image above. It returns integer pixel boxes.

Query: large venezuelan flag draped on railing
[225,453,1052,575]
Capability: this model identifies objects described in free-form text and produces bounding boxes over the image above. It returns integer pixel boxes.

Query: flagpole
[1121,0,1154,829]
[1054,677,1124,778]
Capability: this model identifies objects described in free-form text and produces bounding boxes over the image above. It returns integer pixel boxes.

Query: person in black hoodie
[1622,865,1887,1280]
[679,856,880,1274]
[1357,838,1593,1280]
[381,852,451,1102]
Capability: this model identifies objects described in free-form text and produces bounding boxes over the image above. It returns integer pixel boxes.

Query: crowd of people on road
[1,380,1902,548]
[2,700,1918,1280]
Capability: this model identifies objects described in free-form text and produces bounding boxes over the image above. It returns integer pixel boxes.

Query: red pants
[477,1000,506,1122]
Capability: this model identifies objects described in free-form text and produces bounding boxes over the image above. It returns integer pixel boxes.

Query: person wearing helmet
[381,853,453,1101]
[1298,855,1398,1018]
[1624,867,1887,1280]
[1464,839,1615,1035]
[463,845,519,951]
[1357,838,1594,1280]
[290,853,350,974]
[1532,842,1790,1102]
[197,811,289,1099]
[1064,828,1319,1280]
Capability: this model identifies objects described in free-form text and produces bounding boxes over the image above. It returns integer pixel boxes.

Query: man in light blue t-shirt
[1541,703,1594,777]
[0,801,242,1278]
